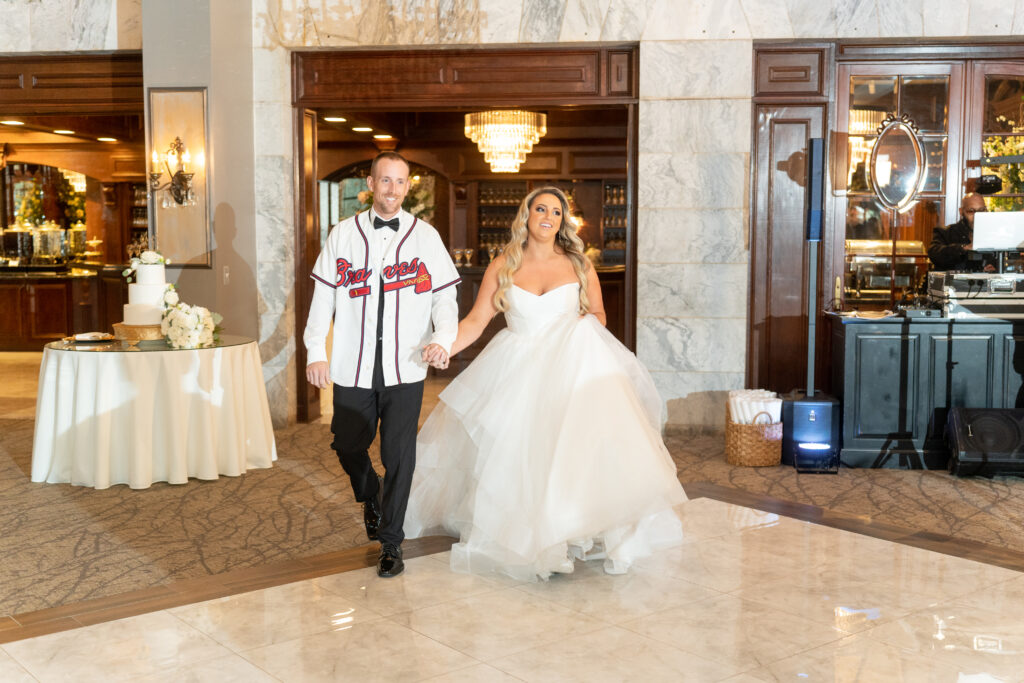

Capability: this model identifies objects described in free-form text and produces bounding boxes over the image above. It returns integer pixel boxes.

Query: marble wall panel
[261,360,295,428]
[651,370,744,433]
[253,102,293,160]
[0,2,31,51]
[643,0,751,41]
[637,263,748,318]
[638,208,748,265]
[598,0,651,41]
[252,48,291,106]
[520,0,566,42]
[254,155,292,215]
[559,0,610,41]
[968,0,1015,35]
[257,261,296,356]
[640,99,752,155]
[115,0,142,49]
[1015,0,1024,34]
[834,0,878,39]
[438,0,482,43]
[639,40,753,100]
[739,0,793,39]
[785,0,835,38]
[255,210,295,265]
[636,316,747,373]
[638,153,748,211]
[28,0,75,51]
[921,0,968,36]
[479,0,525,43]
[877,0,924,37]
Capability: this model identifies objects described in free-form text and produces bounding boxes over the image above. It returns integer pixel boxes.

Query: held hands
[422,343,449,370]
[306,360,330,389]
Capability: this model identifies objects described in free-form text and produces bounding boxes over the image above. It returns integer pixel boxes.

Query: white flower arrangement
[122,250,171,283]
[161,300,223,349]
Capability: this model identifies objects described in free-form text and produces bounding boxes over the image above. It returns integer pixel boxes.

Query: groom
[304,151,460,577]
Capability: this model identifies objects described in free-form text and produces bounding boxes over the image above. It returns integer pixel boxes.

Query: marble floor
[6,351,1024,681]
[3,496,1024,682]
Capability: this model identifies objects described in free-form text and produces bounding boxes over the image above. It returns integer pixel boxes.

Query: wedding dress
[404,282,687,580]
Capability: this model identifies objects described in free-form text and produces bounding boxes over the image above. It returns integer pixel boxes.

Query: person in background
[304,151,460,578]
[928,193,997,272]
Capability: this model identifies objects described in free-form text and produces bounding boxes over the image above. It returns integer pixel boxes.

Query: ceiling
[316,107,629,147]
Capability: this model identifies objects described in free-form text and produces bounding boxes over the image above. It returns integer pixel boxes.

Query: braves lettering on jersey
[304,209,460,388]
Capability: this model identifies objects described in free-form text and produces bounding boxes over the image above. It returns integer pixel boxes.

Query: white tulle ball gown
[404,282,688,581]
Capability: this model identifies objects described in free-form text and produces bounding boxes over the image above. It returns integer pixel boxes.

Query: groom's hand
[306,361,330,389]
[421,343,449,369]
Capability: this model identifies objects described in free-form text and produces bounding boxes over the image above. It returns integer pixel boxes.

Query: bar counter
[0,265,125,351]
[831,313,1024,470]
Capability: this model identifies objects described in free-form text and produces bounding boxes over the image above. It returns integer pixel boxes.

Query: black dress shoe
[377,543,404,577]
[363,498,382,541]
[362,474,384,541]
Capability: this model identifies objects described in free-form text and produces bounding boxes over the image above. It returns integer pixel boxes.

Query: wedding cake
[123,263,169,325]
[113,251,173,341]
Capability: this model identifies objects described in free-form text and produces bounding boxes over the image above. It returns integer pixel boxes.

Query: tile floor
[3,496,1024,682]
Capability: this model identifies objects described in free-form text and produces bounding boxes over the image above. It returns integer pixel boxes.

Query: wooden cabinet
[832,315,1024,469]
[0,274,101,350]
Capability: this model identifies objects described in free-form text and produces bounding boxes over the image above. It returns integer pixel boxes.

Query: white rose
[140,250,162,265]
[163,288,179,307]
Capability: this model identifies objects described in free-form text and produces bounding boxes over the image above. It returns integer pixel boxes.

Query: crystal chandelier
[464,110,547,173]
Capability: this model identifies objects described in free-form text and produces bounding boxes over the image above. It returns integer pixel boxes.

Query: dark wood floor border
[0,536,454,645]
[683,481,1024,573]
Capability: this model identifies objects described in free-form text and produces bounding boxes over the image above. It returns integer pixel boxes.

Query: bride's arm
[449,256,503,356]
[585,261,607,326]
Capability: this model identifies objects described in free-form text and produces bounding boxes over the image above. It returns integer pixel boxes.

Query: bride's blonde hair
[493,186,590,314]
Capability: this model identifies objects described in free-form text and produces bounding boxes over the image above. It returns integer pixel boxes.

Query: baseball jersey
[304,209,460,388]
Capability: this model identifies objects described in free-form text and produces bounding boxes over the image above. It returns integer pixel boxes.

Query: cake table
[31,335,277,489]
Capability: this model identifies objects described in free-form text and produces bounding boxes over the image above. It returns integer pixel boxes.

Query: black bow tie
[373,216,400,231]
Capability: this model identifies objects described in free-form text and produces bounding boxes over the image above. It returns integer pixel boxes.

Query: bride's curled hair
[494,186,590,315]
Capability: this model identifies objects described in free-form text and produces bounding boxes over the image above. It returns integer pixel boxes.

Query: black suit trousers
[330,352,423,547]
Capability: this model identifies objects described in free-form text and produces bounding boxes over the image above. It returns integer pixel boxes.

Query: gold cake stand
[112,323,164,343]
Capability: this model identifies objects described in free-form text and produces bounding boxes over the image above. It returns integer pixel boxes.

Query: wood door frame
[292,44,640,423]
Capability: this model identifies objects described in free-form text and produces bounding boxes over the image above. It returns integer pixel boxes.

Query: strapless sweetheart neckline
[511,282,578,297]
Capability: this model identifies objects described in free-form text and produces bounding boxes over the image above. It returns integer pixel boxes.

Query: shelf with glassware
[462,178,626,270]
[126,182,149,260]
[601,181,627,265]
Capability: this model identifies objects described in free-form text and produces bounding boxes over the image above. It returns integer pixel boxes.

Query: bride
[406,186,687,581]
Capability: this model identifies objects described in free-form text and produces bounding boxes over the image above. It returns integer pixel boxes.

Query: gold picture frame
[147,87,211,267]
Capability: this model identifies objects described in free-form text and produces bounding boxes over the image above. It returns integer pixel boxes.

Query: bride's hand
[421,343,449,369]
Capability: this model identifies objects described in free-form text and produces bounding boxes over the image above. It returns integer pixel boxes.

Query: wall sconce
[149,136,201,208]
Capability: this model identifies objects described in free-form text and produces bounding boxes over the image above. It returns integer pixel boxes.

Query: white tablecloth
[31,336,277,489]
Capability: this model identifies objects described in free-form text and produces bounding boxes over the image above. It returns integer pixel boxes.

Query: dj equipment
[947,408,1024,477]
[927,271,1024,319]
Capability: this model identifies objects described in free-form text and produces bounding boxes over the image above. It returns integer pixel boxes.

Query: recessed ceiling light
[53,129,75,135]
[352,127,373,132]
[1,120,24,126]
[373,134,393,140]
[97,137,117,142]
[324,116,347,122]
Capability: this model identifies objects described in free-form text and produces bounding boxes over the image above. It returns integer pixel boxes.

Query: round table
[31,335,277,489]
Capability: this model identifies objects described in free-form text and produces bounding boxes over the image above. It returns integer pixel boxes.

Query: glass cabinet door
[836,64,963,310]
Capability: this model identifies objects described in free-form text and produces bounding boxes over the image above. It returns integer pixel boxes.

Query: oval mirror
[869,114,925,211]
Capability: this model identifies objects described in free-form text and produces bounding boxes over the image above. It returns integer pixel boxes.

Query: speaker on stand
[782,137,841,473]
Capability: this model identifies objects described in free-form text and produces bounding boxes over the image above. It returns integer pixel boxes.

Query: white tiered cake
[123,263,168,325]
[113,261,169,341]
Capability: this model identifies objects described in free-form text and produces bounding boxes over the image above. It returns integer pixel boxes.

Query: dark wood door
[748,105,827,395]
[296,109,320,423]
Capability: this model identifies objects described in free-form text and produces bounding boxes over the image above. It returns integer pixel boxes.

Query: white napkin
[74,332,113,341]
[728,389,781,424]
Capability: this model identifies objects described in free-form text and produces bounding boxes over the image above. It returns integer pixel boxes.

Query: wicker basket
[725,404,783,467]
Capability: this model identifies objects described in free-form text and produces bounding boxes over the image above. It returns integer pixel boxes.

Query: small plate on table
[63,332,116,344]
